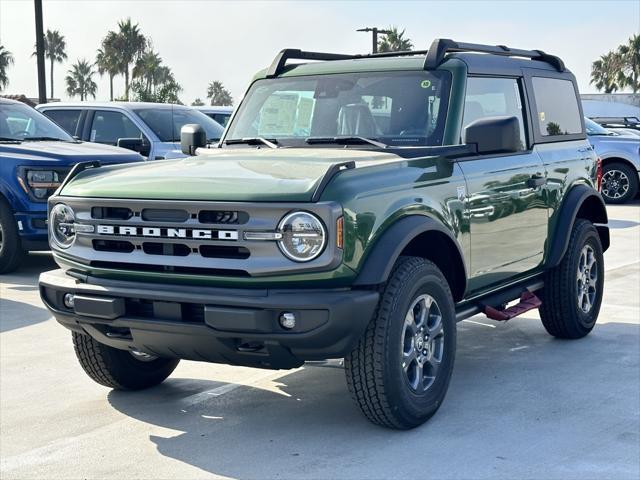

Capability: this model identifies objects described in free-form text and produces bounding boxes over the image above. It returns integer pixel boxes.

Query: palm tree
[95,31,121,101]
[65,59,97,101]
[33,30,67,99]
[206,80,233,106]
[133,49,162,95]
[0,44,14,91]
[116,18,146,100]
[618,34,640,93]
[590,51,623,93]
[191,98,204,106]
[378,27,413,53]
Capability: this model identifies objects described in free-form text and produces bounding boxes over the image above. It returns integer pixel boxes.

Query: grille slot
[90,261,250,277]
[92,206,133,220]
[141,208,189,222]
[200,245,250,259]
[93,239,135,253]
[142,242,191,257]
[198,210,248,224]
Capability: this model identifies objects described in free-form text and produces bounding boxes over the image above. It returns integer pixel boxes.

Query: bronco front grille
[54,197,341,278]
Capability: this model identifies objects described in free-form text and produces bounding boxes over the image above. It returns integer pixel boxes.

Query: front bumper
[14,210,49,250]
[39,269,379,369]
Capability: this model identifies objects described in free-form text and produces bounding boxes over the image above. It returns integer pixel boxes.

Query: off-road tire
[0,199,25,274]
[72,332,179,390]
[601,161,638,204]
[344,256,456,429]
[539,219,604,339]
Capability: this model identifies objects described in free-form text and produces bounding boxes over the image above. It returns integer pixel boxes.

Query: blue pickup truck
[0,98,143,273]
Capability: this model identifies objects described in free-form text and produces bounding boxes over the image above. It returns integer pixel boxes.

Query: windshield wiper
[22,136,69,142]
[305,136,388,149]
[225,137,279,149]
[0,136,21,142]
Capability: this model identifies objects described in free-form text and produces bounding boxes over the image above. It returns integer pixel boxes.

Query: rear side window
[462,77,527,150]
[43,109,82,136]
[531,77,582,136]
[90,110,142,145]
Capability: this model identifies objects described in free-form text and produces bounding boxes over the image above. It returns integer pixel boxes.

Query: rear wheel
[0,199,25,274]
[72,332,179,390]
[601,161,638,204]
[345,256,456,429]
[539,219,604,339]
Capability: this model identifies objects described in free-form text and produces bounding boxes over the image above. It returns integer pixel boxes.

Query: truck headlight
[50,203,77,249]
[26,170,61,199]
[277,211,326,262]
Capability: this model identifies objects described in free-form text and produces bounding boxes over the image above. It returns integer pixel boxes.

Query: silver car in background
[586,117,640,203]
[37,102,224,160]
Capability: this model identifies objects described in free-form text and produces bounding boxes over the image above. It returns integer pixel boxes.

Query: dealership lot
[1,202,639,479]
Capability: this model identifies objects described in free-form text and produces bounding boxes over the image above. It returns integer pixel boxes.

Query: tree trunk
[125,68,130,100]
[50,58,54,99]
[109,74,114,101]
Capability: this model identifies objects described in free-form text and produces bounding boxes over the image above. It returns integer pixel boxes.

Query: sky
[0,0,638,105]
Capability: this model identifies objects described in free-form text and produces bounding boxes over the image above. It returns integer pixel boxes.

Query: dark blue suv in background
[0,98,143,273]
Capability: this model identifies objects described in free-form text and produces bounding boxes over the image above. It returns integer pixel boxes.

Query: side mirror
[117,137,143,153]
[463,116,522,155]
[180,124,206,156]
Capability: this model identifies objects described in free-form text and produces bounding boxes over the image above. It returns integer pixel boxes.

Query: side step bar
[455,278,544,322]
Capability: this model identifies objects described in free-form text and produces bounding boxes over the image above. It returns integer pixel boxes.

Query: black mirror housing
[180,124,207,156]
[117,137,143,153]
[463,116,521,155]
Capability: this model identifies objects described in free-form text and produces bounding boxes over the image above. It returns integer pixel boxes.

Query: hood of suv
[59,148,403,202]
[0,140,144,165]
[589,133,640,163]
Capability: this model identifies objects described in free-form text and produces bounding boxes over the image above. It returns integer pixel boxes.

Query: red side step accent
[484,291,542,321]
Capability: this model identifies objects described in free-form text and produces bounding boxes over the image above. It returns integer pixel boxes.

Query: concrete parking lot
[1,202,639,480]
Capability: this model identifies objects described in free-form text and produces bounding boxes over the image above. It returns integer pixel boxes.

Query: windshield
[0,103,75,142]
[584,117,611,136]
[225,71,451,147]
[133,107,224,142]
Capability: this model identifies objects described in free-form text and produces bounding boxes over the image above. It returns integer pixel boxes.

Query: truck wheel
[601,161,638,204]
[540,219,604,339]
[72,332,179,390]
[345,256,456,429]
[0,199,25,274]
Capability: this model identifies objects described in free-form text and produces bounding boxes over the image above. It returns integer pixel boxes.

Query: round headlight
[50,203,76,249]
[277,211,326,262]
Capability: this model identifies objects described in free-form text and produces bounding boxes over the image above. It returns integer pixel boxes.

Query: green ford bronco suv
[39,39,609,429]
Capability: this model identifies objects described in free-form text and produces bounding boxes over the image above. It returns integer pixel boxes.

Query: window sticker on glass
[539,111,545,122]
[258,93,299,135]
[296,97,314,131]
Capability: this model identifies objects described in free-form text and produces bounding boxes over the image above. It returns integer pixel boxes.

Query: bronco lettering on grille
[96,225,238,240]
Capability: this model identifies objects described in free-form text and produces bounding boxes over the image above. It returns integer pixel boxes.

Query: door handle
[527,175,546,188]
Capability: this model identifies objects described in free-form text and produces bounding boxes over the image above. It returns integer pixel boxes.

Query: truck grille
[55,198,341,278]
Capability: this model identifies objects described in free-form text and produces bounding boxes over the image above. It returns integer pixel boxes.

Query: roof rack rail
[424,38,565,72]
[266,39,566,78]
[267,49,354,78]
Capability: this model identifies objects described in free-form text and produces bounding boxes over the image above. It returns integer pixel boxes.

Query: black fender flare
[353,215,467,300]
[546,184,609,268]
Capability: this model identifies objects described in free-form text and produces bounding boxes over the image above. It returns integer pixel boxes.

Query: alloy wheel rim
[601,169,630,199]
[577,245,598,313]
[401,294,445,392]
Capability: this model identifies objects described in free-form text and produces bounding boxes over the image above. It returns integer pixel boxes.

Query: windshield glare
[134,107,224,142]
[584,117,610,136]
[225,71,451,147]
[0,103,75,141]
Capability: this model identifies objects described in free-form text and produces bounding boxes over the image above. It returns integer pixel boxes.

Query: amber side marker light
[336,217,344,249]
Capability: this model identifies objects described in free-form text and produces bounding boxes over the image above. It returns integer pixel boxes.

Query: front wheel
[345,257,457,429]
[0,199,25,274]
[539,219,604,339]
[72,332,180,390]
[600,161,639,204]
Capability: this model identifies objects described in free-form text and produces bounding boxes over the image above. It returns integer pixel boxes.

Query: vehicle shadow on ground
[107,319,640,479]
[0,298,52,333]
[1,252,57,287]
